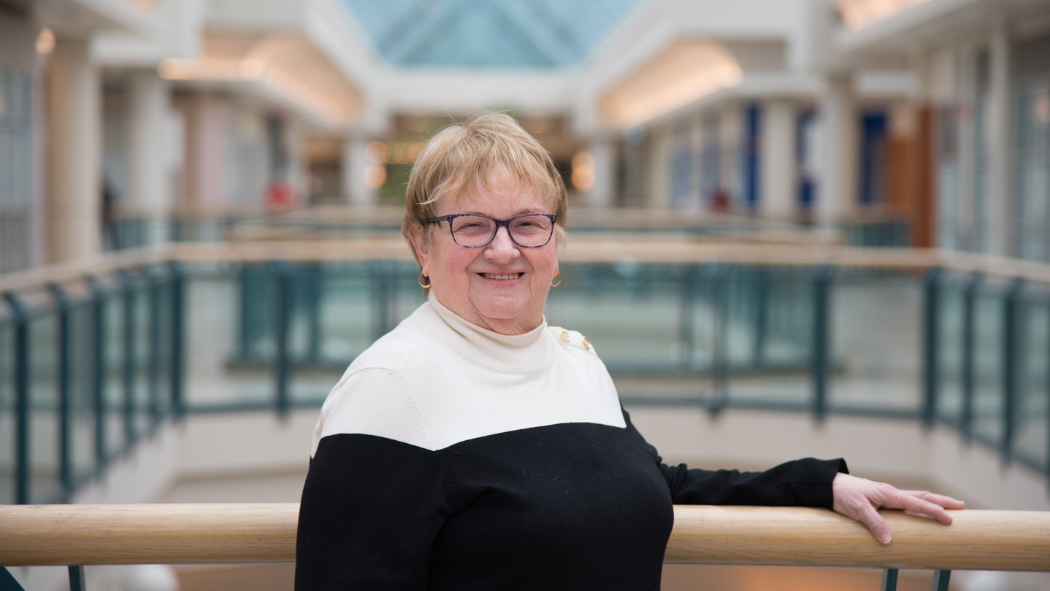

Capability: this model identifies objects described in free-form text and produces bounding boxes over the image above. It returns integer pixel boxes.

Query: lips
[480,273,523,280]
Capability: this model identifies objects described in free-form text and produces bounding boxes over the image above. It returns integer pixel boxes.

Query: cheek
[435,248,479,280]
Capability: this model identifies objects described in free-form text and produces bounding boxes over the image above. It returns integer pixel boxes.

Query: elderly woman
[295,113,962,590]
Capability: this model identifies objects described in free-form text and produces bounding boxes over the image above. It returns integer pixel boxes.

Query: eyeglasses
[425,213,557,248]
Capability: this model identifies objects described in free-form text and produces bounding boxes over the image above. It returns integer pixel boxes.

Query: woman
[295,113,962,590]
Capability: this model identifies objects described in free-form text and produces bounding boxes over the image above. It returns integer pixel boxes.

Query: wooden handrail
[3,240,1050,296]
[1,505,1048,571]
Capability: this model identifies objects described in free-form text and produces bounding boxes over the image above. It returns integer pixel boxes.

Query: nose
[484,226,520,262]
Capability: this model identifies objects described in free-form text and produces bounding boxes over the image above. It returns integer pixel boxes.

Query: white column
[646,125,672,209]
[582,140,614,208]
[986,24,1013,257]
[183,93,228,206]
[955,45,978,251]
[127,70,170,244]
[342,137,377,206]
[46,38,101,263]
[760,100,797,220]
[817,75,858,225]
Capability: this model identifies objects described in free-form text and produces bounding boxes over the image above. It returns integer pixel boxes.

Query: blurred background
[3,0,1050,589]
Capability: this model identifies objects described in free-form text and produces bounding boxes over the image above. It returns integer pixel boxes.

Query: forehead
[439,171,551,216]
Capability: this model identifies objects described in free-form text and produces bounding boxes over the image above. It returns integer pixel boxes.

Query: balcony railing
[1,240,1049,507]
[2,504,1049,591]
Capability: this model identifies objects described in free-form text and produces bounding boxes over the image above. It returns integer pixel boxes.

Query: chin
[474,296,534,322]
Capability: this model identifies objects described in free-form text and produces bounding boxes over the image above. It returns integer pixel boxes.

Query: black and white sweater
[295,296,846,590]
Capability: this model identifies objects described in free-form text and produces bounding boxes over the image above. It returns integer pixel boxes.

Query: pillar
[582,140,615,208]
[955,44,978,251]
[760,100,798,220]
[646,125,672,209]
[127,70,170,245]
[342,137,377,206]
[46,38,101,263]
[818,75,858,225]
[986,24,1013,257]
[182,93,228,205]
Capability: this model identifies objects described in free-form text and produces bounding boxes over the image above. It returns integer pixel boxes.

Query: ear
[408,224,430,276]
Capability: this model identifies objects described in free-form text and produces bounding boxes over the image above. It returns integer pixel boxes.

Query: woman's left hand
[831,473,965,544]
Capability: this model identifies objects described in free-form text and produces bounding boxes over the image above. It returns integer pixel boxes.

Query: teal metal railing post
[961,275,979,440]
[370,261,396,342]
[705,264,729,413]
[270,262,290,417]
[931,569,950,591]
[752,268,768,369]
[118,270,136,449]
[678,265,697,372]
[86,277,107,467]
[168,263,184,419]
[1002,279,1023,463]
[922,268,941,427]
[4,294,29,505]
[146,268,162,429]
[47,284,74,499]
[880,568,898,591]
[306,264,323,365]
[812,266,832,422]
[67,566,85,591]
[1,567,26,590]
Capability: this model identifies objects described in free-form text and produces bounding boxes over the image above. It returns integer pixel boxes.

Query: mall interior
[2,0,1050,589]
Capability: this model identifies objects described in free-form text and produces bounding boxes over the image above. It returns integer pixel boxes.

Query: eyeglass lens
[450,215,553,247]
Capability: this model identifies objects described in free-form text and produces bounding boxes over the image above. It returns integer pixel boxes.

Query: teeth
[483,273,520,280]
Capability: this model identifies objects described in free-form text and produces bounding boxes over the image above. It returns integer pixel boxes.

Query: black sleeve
[295,434,449,590]
[622,407,848,509]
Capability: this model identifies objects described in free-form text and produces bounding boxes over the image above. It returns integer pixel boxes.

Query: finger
[900,490,965,509]
[856,503,892,544]
[891,493,954,524]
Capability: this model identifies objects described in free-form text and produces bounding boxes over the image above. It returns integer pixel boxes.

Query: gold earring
[419,272,431,289]
[550,272,561,287]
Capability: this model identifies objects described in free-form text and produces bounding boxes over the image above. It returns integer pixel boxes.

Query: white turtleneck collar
[413,293,557,375]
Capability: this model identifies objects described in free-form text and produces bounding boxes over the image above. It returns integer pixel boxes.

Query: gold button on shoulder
[560,330,571,342]
[582,338,591,350]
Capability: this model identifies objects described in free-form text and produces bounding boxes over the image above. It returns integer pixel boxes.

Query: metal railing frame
[2,243,1049,505]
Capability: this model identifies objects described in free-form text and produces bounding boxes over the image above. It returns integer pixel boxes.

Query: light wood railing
[1,504,1048,571]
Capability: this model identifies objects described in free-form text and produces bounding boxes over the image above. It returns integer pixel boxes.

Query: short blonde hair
[401,113,568,259]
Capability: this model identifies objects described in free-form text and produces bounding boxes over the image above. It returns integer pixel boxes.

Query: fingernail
[879,534,892,544]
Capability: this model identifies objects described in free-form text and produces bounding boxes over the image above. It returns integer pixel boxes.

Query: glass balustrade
[1,257,1047,503]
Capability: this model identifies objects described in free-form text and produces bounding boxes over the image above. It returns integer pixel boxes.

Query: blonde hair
[401,112,568,260]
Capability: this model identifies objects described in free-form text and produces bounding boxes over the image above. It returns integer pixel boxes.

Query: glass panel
[1015,300,1049,470]
[68,302,97,483]
[104,296,125,458]
[289,263,371,405]
[153,276,174,420]
[546,264,684,372]
[827,271,922,414]
[725,268,813,407]
[1015,81,1050,262]
[972,288,1004,446]
[937,106,959,251]
[972,96,989,254]
[936,279,967,427]
[0,322,14,504]
[28,313,60,503]
[132,286,151,438]
[185,268,272,408]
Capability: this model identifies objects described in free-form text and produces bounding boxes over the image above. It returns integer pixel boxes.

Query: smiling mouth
[480,273,523,280]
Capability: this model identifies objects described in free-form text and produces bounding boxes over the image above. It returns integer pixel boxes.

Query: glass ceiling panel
[343,0,643,68]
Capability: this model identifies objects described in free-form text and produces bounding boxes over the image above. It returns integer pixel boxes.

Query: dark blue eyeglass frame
[425,213,558,248]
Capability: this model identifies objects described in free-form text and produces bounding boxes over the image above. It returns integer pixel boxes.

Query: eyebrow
[457,209,548,217]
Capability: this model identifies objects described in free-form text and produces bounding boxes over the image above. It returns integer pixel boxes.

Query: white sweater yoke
[312,295,626,455]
